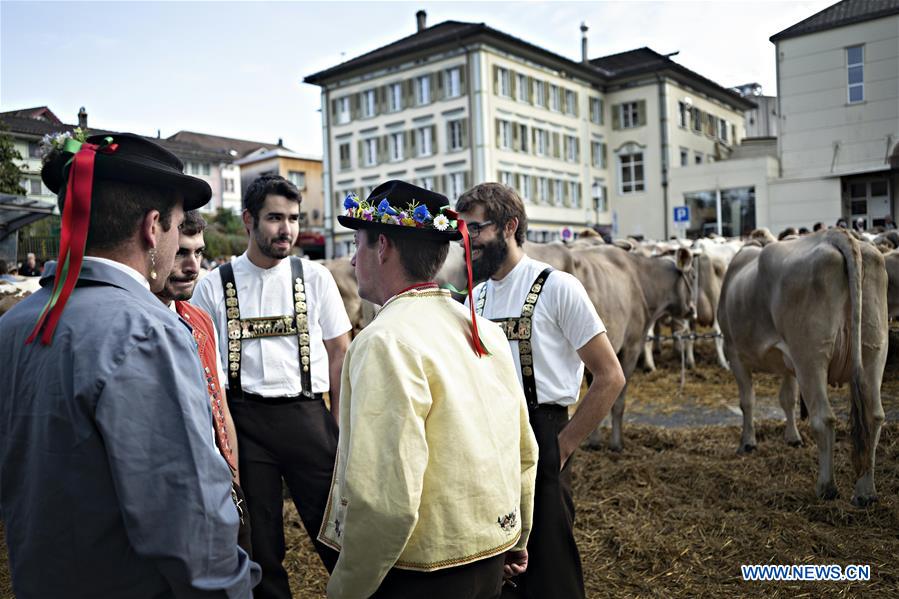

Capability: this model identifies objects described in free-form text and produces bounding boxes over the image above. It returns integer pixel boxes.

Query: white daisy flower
[433,214,449,231]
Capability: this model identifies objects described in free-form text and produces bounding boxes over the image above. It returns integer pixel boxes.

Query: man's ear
[505,217,519,240]
[377,233,391,265]
[140,210,162,249]
[242,210,253,235]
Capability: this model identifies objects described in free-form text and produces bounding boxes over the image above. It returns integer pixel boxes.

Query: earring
[149,248,158,281]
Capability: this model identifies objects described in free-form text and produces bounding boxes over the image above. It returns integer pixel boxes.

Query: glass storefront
[683,186,755,238]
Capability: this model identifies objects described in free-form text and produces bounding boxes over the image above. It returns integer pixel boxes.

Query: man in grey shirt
[0,132,260,598]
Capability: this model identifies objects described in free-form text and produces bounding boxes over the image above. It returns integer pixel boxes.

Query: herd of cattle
[1,228,897,506]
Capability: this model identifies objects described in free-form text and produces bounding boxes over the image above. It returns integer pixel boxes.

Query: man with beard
[155,209,249,553]
[192,174,351,599]
[457,182,625,599]
[0,133,259,597]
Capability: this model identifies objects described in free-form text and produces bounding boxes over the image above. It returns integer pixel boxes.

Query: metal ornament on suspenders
[476,267,553,409]
[219,256,314,400]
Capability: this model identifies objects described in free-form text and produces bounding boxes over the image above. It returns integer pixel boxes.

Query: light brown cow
[573,245,696,451]
[718,229,888,505]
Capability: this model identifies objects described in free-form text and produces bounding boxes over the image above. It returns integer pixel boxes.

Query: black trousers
[502,405,585,599]
[373,554,506,599]
[228,394,339,599]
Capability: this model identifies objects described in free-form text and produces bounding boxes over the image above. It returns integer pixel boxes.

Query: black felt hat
[41,132,212,211]
[337,180,462,241]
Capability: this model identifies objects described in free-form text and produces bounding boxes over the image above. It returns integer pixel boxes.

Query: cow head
[672,247,697,320]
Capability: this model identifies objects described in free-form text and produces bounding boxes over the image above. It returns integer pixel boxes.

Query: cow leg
[682,319,697,370]
[608,347,641,452]
[779,374,802,447]
[731,357,757,453]
[642,323,657,372]
[851,364,886,507]
[653,320,662,354]
[712,319,730,370]
[796,368,838,500]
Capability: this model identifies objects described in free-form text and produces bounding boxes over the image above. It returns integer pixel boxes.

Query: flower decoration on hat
[343,192,459,233]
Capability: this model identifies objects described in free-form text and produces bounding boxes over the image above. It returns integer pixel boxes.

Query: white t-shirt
[467,255,606,407]
[192,253,351,396]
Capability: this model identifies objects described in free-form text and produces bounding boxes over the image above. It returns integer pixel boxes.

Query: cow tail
[829,229,869,473]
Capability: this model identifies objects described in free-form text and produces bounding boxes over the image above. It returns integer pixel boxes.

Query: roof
[166,130,289,158]
[305,20,608,85]
[235,146,322,166]
[305,21,751,111]
[590,48,755,110]
[0,107,62,125]
[771,0,899,42]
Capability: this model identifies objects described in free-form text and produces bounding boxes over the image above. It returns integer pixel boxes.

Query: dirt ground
[2,333,898,598]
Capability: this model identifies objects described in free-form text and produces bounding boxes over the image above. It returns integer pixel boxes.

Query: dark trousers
[228,394,339,599]
[373,554,506,599]
[502,405,585,599]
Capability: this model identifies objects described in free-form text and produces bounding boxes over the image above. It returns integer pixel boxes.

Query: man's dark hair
[813,222,825,232]
[180,210,207,236]
[60,180,179,252]
[364,230,449,281]
[456,183,527,247]
[798,227,810,235]
[778,227,798,240]
[243,175,301,225]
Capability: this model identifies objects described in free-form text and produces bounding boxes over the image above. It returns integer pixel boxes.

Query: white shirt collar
[83,256,150,290]
[237,251,291,277]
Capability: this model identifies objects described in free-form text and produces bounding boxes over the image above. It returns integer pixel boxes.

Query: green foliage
[210,208,245,235]
[0,124,26,196]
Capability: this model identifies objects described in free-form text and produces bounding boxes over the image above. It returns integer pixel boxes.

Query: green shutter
[512,121,520,151]
[437,70,445,100]
[612,104,621,130]
[493,65,499,95]
[552,132,560,158]
[637,100,647,126]
[459,66,467,95]
[461,118,469,149]
[602,143,607,169]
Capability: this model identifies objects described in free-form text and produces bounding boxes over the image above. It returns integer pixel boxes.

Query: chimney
[157,129,161,139]
[77,106,88,129]
[580,22,589,63]
[416,10,427,32]
[278,137,283,147]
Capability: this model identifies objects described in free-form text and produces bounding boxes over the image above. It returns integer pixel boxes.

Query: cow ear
[675,247,693,272]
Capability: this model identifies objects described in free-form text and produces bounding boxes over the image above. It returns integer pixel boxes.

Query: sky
[1,0,836,156]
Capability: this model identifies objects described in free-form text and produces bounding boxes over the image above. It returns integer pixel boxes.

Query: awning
[0,193,57,241]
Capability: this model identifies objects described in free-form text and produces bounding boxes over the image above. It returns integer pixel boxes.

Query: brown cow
[718,229,888,505]
[574,246,696,451]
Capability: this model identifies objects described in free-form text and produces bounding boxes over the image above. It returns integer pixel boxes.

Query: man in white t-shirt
[458,182,626,599]
[192,175,352,599]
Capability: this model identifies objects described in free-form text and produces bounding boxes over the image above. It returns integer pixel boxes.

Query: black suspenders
[476,267,553,409]
[219,256,314,400]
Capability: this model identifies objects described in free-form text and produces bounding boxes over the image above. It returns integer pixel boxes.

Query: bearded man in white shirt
[192,175,352,599]
[458,182,626,599]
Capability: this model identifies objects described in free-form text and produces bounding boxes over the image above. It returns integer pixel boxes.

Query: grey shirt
[0,260,260,598]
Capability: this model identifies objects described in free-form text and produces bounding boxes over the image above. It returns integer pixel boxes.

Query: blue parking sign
[673,206,690,223]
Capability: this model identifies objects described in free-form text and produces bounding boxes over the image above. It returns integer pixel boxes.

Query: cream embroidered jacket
[318,288,539,598]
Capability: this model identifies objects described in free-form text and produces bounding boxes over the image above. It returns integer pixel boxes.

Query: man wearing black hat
[192,174,352,599]
[0,132,260,598]
[317,181,539,598]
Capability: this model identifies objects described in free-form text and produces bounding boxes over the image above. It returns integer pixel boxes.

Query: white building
[305,12,753,255]
[768,0,899,231]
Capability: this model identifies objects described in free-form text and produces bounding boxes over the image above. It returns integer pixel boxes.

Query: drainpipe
[321,87,333,258]
[656,72,670,239]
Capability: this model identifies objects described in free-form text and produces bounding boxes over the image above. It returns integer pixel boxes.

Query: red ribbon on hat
[444,209,488,357]
[27,139,118,345]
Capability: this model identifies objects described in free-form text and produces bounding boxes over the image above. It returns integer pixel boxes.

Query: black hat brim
[338,215,462,241]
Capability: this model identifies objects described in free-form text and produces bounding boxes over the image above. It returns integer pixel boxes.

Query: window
[691,107,703,133]
[537,177,549,204]
[362,138,377,166]
[549,85,561,111]
[534,129,548,156]
[416,75,431,105]
[388,83,403,112]
[591,141,607,168]
[678,102,688,128]
[288,171,306,189]
[448,119,464,151]
[361,89,376,118]
[418,176,435,191]
[335,97,350,124]
[499,170,514,187]
[497,67,511,97]
[694,151,703,165]
[534,80,546,107]
[553,179,564,206]
[339,142,351,170]
[719,118,728,141]
[590,97,603,124]
[847,45,864,103]
[416,126,433,156]
[520,174,531,202]
[516,73,528,102]
[565,90,576,115]
[618,149,644,194]
[446,68,462,98]
[498,120,512,149]
[569,181,581,208]
[30,178,42,195]
[389,132,404,162]
[519,124,529,152]
[223,178,235,193]
[619,102,640,128]
[28,141,40,158]
[680,148,689,167]
[565,136,578,162]
[448,172,465,200]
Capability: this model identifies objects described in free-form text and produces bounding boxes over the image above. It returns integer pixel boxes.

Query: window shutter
[379,136,388,163]
[493,65,499,95]
[527,76,534,103]
[463,171,470,191]
[637,100,647,126]
[552,132,560,158]
[461,118,469,149]
[357,140,364,165]
[573,94,579,118]
[437,71,445,100]
[602,143,608,169]
[331,99,338,121]
[599,99,604,125]
[512,122,521,151]
[514,173,521,190]
[405,79,415,107]
[548,179,555,203]
[431,124,438,151]
[409,129,417,157]
[429,73,437,103]
[352,94,361,119]
[575,138,581,162]
[495,119,501,148]
[612,104,621,130]
[378,86,387,114]
[543,82,550,107]
[459,66,467,95]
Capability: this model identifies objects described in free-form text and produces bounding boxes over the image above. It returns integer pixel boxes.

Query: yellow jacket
[319,288,539,598]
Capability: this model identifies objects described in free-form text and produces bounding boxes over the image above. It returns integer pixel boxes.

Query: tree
[0,123,26,195]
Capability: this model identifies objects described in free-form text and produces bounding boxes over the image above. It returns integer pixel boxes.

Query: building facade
[305,14,752,255]
[768,0,899,231]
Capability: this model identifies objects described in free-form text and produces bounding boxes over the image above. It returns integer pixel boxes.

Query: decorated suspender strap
[476,267,553,409]
[218,257,313,401]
